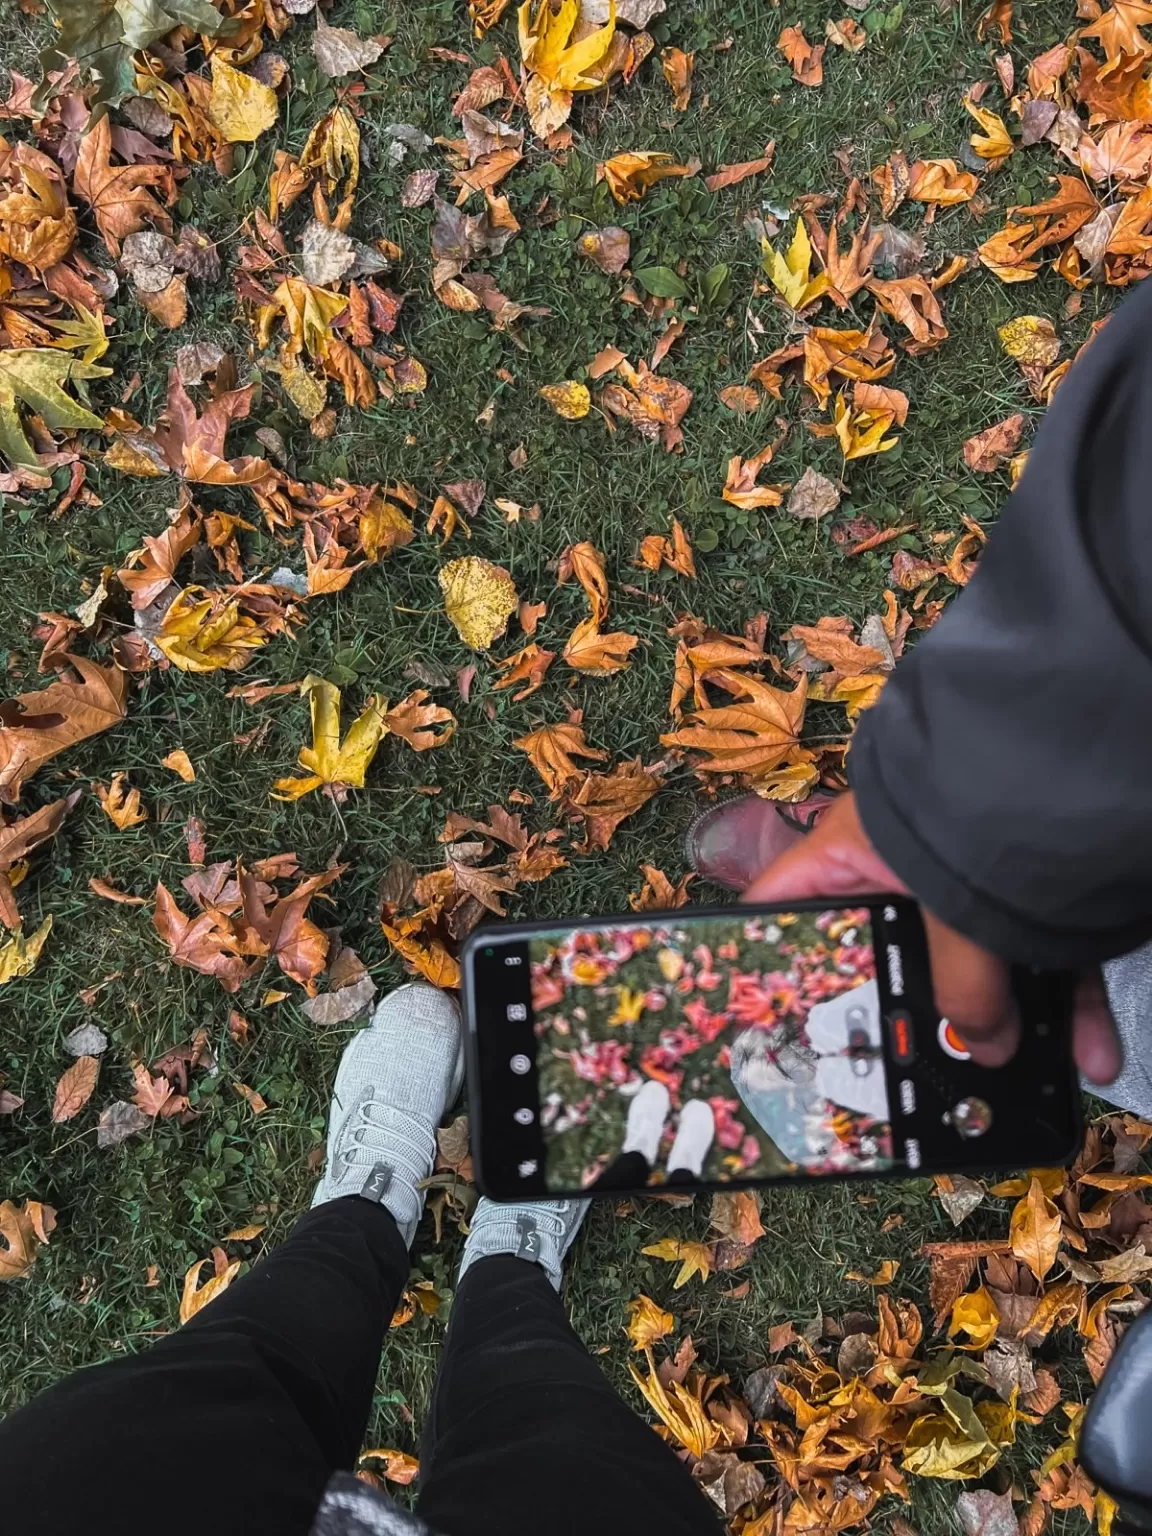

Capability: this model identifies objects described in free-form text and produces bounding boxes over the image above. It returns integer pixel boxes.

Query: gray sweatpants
[1100,945,1152,1116]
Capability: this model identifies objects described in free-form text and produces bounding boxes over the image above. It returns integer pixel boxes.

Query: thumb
[743,794,908,904]
[922,912,1020,1068]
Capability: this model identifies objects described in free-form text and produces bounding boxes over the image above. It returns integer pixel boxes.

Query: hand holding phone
[462,898,1081,1200]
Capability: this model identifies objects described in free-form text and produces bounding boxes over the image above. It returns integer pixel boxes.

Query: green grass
[0,0,1115,1528]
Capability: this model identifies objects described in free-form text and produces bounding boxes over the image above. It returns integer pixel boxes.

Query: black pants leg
[591,1147,652,1190]
[417,1255,719,1536]
[0,1196,408,1536]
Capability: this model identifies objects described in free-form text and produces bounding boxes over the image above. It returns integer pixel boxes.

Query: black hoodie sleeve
[851,276,1152,968]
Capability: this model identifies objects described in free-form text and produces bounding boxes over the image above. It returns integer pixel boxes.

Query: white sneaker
[667,1099,715,1178]
[459,1196,589,1291]
[621,1078,671,1165]
[312,983,464,1247]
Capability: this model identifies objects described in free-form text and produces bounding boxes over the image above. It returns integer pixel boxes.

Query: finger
[1073,969,1123,1085]
[923,912,1021,1067]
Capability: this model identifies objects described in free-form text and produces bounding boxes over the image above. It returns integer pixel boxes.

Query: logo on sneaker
[516,1214,541,1262]
[360,1163,393,1204]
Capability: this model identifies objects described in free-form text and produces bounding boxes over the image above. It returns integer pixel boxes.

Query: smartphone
[461,897,1082,1200]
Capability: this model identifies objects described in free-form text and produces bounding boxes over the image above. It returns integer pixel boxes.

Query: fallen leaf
[97,1100,151,1148]
[89,875,146,906]
[723,445,789,509]
[999,315,1060,368]
[626,1293,675,1348]
[233,1080,267,1114]
[662,669,807,779]
[642,1236,714,1288]
[180,1252,242,1322]
[765,218,830,310]
[223,1223,266,1241]
[0,795,77,928]
[73,114,172,256]
[161,748,196,783]
[207,59,279,143]
[599,151,697,204]
[440,556,518,650]
[492,643,555,699]
[778,23,824,85]
[52,1055,99,1122]
[846,1258,900,1284]
[629,864,693,910]
[965,95,1014,161]
[359,1449,420,1485]
[786,466,840,520]
[963,413,1026,472]
[155,589,270,673]
[1010,1176,1062,1282]
[94,772,147,830]
[0,657,128,805]
[908,159,980,205]
[0,348,109,467]
[948,1286,1000,1350]
[0,1198,55,1281]
[577,225,630,273]
[825,16,867,50]
[562,758,662,852]
[514,720,608,797]
[313,12,385,76]
[539,380,591,419]
[637,519,696,577]
[705,145,775,192]
[629,1346,720,1455]
[955,1489,1019,1536]
[563,617,639,675]
[710,1190,765,1246]
[117,506,201,610]
[272,676,389,801]
[661,46,693,110]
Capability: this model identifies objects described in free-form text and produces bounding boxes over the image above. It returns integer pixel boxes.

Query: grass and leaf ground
[0,0,1148,1529]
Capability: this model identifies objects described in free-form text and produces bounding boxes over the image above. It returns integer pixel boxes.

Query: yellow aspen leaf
[1010,1175,1063,1282]
[95,772,147,830]
[947,1286,1000,1349]
[161,749,196,783]
[998,315,1060,367]
[764,218,831,310]
[439,556,518,650]
[207,58,279,143]
[625,1293,675,1349]
[0,916,52,986]
[641,1237,713,1289]
[180,1252,242,1323]
[272,676,390,801]
[539,380,590,419]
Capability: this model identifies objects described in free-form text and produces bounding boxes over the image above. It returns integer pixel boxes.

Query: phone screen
[464,900,1081,1198]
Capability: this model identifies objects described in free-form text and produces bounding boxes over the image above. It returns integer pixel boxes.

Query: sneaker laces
[339,1094,434,1185]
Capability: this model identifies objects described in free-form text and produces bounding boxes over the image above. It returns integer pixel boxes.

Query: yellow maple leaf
[155,587,269,672]
[520,0,617,137]
[0,915,51,986]
[180,1252,242,1323]
[641,1237,713,1289]
[207,58,279,143]
[625,1293,675,1349]
[272,675,390,801]
[599,151,697,204]
[764,219,831,310]
[628,1346,721,1457]
[827,389,901,461]
[94,772,147,829]
[964,95,1014,160]
[947,1286,1000,1350]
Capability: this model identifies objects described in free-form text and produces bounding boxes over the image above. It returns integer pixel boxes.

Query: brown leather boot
[684,791,838,891]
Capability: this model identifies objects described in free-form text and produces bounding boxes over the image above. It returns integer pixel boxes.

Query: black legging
[591,1148,696,1190]
[0,1195,720,1536]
